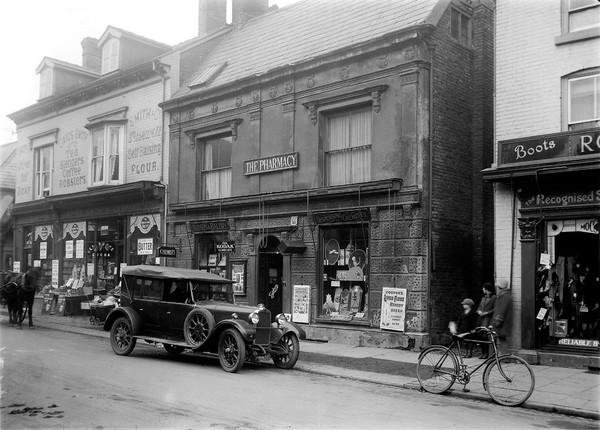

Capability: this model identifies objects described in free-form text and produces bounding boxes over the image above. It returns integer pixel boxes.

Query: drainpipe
[153,60,170,252]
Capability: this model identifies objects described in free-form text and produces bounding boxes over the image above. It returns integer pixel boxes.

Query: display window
[197,234,235,282]
[87,218,125,293]
[536,218,600,349]
[320,225,369,322]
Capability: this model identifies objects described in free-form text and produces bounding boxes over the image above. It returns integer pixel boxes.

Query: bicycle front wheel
[483,355,535,406]
[417,346,459,394]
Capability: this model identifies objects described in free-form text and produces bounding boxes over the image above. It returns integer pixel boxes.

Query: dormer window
[102,38,120,74]
[39,68,53,99]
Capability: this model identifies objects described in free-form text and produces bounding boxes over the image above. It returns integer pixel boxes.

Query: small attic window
[189,62,227,88]
[39,68,53,99]
[102,38,120,74]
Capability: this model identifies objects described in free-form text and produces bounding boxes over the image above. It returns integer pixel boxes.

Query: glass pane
[570,76,596,123]
[109,127,119,155]
[569,6,600,32]
[351,146,371,184]
[350,109,372,148]
[92,130,104,157]
[451,8,460,39]
[42,147,51,171]
[328,113,349,150]
[569,0,597,11]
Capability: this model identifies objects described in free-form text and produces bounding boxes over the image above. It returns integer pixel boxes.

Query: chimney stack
[81,37,101,72]
[198,0,227,38]
[231,0,269,30]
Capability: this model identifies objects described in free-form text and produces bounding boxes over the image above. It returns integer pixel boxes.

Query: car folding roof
[121,265,233,283]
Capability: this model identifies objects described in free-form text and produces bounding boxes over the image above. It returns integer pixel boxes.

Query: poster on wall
[52,260,59,288]
[292,285,310,323]
[63,222,86,259]
[129,214,161,258]
[35,225,53,260]
[380,287,407,332]
[13,261,20,272]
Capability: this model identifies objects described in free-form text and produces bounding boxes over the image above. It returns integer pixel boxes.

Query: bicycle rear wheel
[483,355,535,406]
[417,346,459,394]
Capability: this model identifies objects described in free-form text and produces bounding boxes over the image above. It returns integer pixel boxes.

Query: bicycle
[416,326,535,406]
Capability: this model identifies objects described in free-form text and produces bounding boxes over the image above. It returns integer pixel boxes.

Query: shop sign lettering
[244,152,298,175]
[190,220,229,233]
[558,338,599,348]
[215,242,235,252]
[313,208,371,225]
[137,238,154,255]
[499,130,600,165]
[57,128,89,190]
[157,246,177,257]
[522,190,600,209]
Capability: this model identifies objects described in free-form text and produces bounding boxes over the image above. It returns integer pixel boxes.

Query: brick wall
[428,0,494,343]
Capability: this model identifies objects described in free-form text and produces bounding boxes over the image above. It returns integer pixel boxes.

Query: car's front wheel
[272,333,300,369]
[218,328,246,373]
[110,317,137,356]
[163,344,185,355]
[184,308,215,348]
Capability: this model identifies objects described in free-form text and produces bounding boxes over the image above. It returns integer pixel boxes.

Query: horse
[1,268,39,329]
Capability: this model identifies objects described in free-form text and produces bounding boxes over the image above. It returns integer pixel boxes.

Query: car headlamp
[249,311,260,324]
[275,313,288,325]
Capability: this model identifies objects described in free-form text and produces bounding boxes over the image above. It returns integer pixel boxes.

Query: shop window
[320,225,369,323]
[450,7,471,46]
[324,106,372,186]
[197,234,230,278]
[90,124,123,186]
[201,134,232,200]
[34,145,53,199]
[537,219,599,349]
[101,37,120,74]
[565,70,600,130]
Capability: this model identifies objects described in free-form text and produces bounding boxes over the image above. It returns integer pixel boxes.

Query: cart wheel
[90,316,96,325]
[95,317,101,325]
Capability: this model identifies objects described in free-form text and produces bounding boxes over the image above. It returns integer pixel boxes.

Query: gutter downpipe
[153,60,170,254]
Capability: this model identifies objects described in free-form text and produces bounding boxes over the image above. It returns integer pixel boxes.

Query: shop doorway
[538,219,599,350]
[258,236,283,316]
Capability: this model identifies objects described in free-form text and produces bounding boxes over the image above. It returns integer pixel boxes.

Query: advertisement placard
[380,287,407,332]
[292,285,310,323]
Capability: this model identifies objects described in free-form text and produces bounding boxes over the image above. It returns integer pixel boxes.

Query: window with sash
[324,106,372,186]
[450,7,471,46]
[39,68,52,99]
[566,0,600,33]
[201,134,232,199]
[101,38,119,74]
[90,125,123,186]
[34,146,53,198]
[567,71,599,130]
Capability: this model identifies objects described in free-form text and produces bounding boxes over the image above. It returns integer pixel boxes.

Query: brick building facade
[162,0,494,348]
[484,0,600,367]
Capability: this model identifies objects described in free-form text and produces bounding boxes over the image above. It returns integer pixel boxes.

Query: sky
[0,0,300,144]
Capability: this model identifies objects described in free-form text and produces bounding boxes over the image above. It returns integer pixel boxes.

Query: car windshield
[191,281,234,303]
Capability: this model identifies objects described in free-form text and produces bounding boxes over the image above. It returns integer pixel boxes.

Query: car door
[132,277,167,336]
[166,280,193,338]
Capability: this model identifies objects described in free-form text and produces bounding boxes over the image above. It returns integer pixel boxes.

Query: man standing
[492,278,512,354]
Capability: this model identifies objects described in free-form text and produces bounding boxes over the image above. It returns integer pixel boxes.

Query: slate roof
[173,0,441,100]
[0,141,17,190]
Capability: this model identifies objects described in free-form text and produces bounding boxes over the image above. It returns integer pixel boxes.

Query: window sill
[315,316,370,326]
[555,27,600,45]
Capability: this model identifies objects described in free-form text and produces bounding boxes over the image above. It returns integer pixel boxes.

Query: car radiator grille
[254,310,271,345]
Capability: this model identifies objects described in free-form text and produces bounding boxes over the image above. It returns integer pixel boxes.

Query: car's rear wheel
[184,308,215,348]
[110,317,137,356]
[272,333,300,369]
[218,328,246,373]
[163,344,185,355]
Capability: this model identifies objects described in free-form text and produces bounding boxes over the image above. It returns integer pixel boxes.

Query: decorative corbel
[517,218,540,242]
[185,130,197,149]
[366,85,388,114]
[303,102,318,125]
[230,119,242,141]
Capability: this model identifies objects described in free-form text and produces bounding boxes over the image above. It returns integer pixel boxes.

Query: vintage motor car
[103,265,306,373]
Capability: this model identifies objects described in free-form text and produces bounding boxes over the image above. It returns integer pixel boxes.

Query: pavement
[1,300,598,422]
